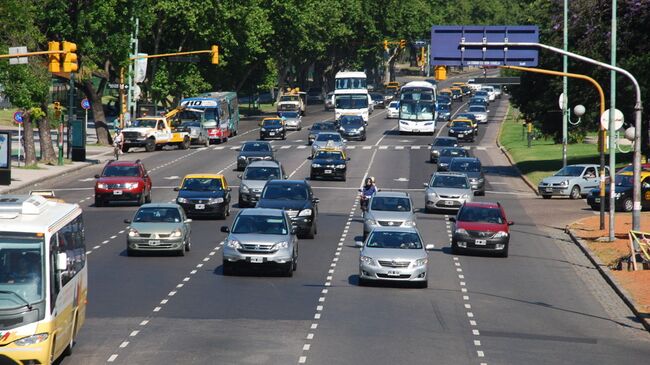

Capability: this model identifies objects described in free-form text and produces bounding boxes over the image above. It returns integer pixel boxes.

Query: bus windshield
[335,78,367,89]
[399,101,435,121]
[0,235,45,309]
[335,94,368,109]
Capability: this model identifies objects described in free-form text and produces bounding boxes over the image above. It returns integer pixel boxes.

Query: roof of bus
[401,81,436,89]
[0,195,81,234]
[334,89,369,95]
[335,71,367,78]
[198,91,237,99]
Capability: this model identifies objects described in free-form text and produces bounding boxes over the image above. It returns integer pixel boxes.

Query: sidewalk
[0,145,113,194]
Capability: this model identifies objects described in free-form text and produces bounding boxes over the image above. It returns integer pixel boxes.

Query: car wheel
[180,137,190,150]
[623,197,633,212]
[185,237,191,252]
[451,241,459,255]
[145,138,156,152]
[219,204,229,219]
[94,197,103,207]
[542,195,552,199]
[222,261,234,276]
[177,244,185,256]
[303,223,316,239]
[569,185,581,200]
[204,137,210,147]
[121,145,130,153]
[284,262,294,277]
[292,255,297,271]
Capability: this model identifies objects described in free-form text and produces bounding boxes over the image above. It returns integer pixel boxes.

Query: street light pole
[562,0,569,168]
[608,0,617,242]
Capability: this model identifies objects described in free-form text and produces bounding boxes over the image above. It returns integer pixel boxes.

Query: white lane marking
[130,330,139,337]
[107,354,118,362]
[281,145,291,149]
[140,320,148,326]
[119,341,129,348]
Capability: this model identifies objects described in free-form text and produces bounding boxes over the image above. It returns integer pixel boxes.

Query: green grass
[499,105,632,186]
[239,103,278,116]
[0,108,19,127]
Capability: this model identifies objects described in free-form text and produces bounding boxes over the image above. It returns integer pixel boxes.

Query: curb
[495,104,539,196]
[566,228,650,332]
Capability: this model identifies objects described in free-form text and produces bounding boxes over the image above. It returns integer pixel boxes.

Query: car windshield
[451,121,471,129]
[389,102,399,108]
[181,178,222,191]
[340,118,363,127]
[243,167,281,180]
[457,113,475,120]
[263,119,282,127]
[130,119,158,128]
[262,183,309,200]
[0,235,45,309]
[335,94,369,109]
[371,94,383,101]
[103,165,140,177]
[615,175,634,187]
[469,106,486,113]
[314,151,344,160]
[315,133,341,142]
[450,160,481,172]
[232,215,288,235]
[430,175,469,189]
[555,166,584,177]
[133,207,182,223]
[433,138,457,147]
[280,95,299,102]
[440,148,467,157]
[370,197,411,212]
[399,101,435,121]
[311,123,335,131]
[242,143,271,152]
[458,206,504,224]
[401,91,434,101]
[366,231,422,249]
[279,112,299,119]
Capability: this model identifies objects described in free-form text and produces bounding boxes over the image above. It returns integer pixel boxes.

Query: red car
[94,160,152,206]
[450,202,514,257]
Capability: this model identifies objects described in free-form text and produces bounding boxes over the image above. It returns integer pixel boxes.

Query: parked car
[437,147,470,171]
[174,174,231,219]
[259,117,286,140]
[338,115,366,141]
[124,203,192,256]
[448,157,485,195]
[256,180,319,238]
[587,171,650,212]
[324,92,335,110]
[308,121,338,145]
[307,87,324,103]
[539,164,606,199]
[450,202,513,257]
[363,191,416,239]
[386,101,400,119]
[221,208,298,276]
[424,172,473,212]
[238,160,286,208]
[370,92,386,108]
[356,227,434,288]
[278,111,302,131]
[429,137,459,163]
[94,159,152,207]
[236,141,274,171]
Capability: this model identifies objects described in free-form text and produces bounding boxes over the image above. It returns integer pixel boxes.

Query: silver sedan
[424,172,473,212]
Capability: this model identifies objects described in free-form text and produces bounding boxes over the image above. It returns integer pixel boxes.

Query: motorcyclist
[359,177,377,214]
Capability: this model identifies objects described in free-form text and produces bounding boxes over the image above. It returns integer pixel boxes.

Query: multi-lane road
[20,75,648,364]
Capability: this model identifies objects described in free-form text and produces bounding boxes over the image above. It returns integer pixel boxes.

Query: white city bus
[333,71,372,122]
[0,195,87,364]
[398,81,438,134]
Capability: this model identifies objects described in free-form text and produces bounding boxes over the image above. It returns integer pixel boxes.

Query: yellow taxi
[439,88,452,100]
[174,174,232,218]
[450,86,463,101]
[309,147,349,181]
[447,118,476,142]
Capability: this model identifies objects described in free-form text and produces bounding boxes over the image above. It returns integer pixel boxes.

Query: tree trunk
[37,103,56,165]
[235,63,257,93]
[22,112,37,166]
[81,79,110,145]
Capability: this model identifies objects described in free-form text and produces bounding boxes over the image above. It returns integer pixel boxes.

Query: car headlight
[177,197,189,203]
[139,132,147,137]
[427,192,437,198]
[238,155,246,160]
[272,241,289,250]
[260,127,266,132]
[125,182,139,189]
[432,150,440,155]
[298,209,312,217]
[560,180,569,186]
[171,228,183,238]
[455,228,468,235]
[414,258,428,267]
[263,156,273,160]
[128,228,139,237]
[461,194,470,199]
[477,178,485,183]
[493,231,509,238]
[209,197,224,204]
[403,220,416,227]
[13,333,49,346]
[226,238,241,249]
[309,134,315,139]
[365,218,377,225]
[359,126,365,130]
[312,163,322,168]
[97,183,107,189]
[360,255,375,266]
[335,164,346,169]
[240,185,250,193]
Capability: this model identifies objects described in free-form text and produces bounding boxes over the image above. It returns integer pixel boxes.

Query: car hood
[240,151,273,158]
[131,222,183,235]
[426,187,472,196]
[456,221,507,233]
[122,127,153,134]
[367,210,414,222]
[540,175,578,184]
[256,199,310,210]
[361,247,427,261]
[341,125,363,132]
[177,189,225,199]
[229,233,290,245]
[240,180,269,190]
[97,176,143,184]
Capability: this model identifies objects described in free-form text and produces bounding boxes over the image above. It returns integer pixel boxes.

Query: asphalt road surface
[19,75,649,364]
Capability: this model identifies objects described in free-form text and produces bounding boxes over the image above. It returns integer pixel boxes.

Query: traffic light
[61,41,78,73]
[48,41,61,73]
[211,45,219,64]
[383,40,388,52]
[399,39,406,49]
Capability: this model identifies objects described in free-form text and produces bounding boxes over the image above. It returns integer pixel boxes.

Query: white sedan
[386,101,399,119]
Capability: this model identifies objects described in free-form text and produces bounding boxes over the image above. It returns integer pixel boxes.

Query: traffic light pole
[67,72,74,160]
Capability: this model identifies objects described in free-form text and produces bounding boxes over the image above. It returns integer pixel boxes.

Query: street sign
[13,111,23,124]
[81,98,91,110]
[430,25,539,66]
[601,109,624,131]
[8,46,28,65]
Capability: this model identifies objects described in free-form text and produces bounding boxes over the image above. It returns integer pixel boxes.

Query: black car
[448,120,475,142]
[256,180,319,239]
[429,137,459,163]
[310,149,349,181]
[437,96,452,109]
[338,115,366,141]
[370,92,386,108]
[236,141,274,171]
[437,147,470,171]
[587,174,650,212]
[308,122,338,145]
[175,176,231,219]
[259,118,286,140]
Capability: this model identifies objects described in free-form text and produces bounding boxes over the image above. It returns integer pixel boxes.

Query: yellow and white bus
[0,195,87,364]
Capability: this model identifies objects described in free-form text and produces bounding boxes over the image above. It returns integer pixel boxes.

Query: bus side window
[50,234,61,312]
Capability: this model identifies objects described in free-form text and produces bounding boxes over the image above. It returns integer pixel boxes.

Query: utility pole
[426,44,431,77]
[562,0,569,168]
[608,0,618,242]
[127,17,139,121]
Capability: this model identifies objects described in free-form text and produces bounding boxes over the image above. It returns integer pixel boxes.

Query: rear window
[458,206,504,224]
[103,165,140,177]
[242,143,271,152]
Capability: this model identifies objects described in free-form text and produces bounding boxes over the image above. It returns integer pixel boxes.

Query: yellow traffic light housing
[48,41,61,73]
[61,41,78,73]
[211,45,219,64]
[383,40,388,52]
[399,39,406,49]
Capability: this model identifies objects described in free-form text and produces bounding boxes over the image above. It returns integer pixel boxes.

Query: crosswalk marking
[281,145,291,149]
[297,145,307,149]
[379,146,388,150]
[213,146,224,150]
[230,146,239,150]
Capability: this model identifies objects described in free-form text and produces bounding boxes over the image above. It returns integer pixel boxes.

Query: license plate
[413,129,420,133]
[444,200,454,206]
[387,270,401,276]
[324,169,332,174]
[545,188,553,192]
[148,240,160,246]
[458,134,464,138]
[113,190,123,195]
[195,204,205,210]
[595,198,601,203]
[269,132,275,136]
[475,239,487,246]
[250,257,263,263]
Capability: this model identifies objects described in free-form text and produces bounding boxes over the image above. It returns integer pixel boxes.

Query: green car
[124,203,192,256]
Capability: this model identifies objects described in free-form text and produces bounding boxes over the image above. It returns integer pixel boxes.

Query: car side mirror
[347,157,351,161]
[237,174,242,179]
[220,226,230,233]
[355,241,363,248]
[307,156,312,160]
[185,219,193,223]
[448,217,456,222]
[173,187,180,191]
[94,174,100,179]
[124,219,132,224]
[423,183,428,187]
[283,175,288,179]
[425,244,435,250]
[342,139,347,143]
[508,221,514,226]
[365,122,368,126]
[227,187,232,192]
[312,198,320,204]
[56,252,68,271]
